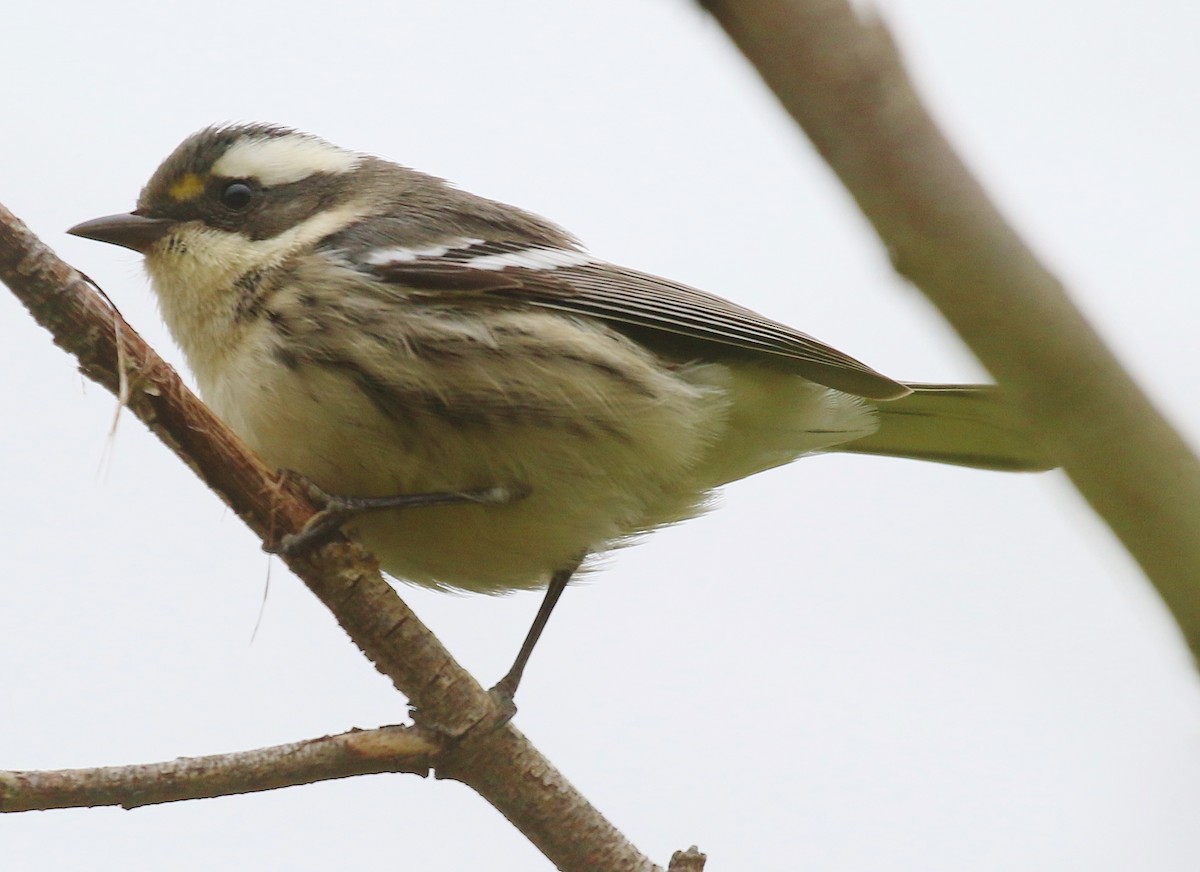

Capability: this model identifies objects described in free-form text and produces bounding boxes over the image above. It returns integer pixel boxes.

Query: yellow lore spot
[168,173,206,202]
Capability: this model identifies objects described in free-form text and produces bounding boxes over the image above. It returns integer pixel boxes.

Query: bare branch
[0,204,660,870]
[0,726,439,812]
[668,846,708,872]
[701,0,1200,654]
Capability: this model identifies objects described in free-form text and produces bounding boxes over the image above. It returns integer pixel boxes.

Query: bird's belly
[199,314,879,592]
[347,493,617,593]
[203,339,732,592]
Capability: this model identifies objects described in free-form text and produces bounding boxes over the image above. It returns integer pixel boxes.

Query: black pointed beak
[67,212,177,254]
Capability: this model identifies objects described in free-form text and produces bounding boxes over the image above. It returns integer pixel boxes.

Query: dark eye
[220,181,256,211]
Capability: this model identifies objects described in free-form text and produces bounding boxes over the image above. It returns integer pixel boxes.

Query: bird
[68,123,1051,701]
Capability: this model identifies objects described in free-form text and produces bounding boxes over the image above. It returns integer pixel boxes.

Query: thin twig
[0,726,440,812]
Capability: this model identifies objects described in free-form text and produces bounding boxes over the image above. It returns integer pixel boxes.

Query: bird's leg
[269,470,528,556]
[489,562,580,718]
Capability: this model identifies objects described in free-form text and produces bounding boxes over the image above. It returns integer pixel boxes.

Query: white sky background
[3,1,1200,869]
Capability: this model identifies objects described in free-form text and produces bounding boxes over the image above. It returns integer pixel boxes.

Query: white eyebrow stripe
[212,133,361,185]
[363,238,487,264]
[465,248,593,270]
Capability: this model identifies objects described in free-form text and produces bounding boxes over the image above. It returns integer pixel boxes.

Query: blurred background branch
[703,0,1200,656]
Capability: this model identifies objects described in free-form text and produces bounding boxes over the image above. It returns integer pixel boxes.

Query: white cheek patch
[213,133,361,185]
[465,248,593,271]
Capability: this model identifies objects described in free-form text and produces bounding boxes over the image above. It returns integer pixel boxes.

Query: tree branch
[0,203,664,870]
[0,726,440,812]
[668,847,708,872]
[701,0,1200,654]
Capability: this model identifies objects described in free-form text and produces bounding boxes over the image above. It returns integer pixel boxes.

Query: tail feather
[833,384,1054,472]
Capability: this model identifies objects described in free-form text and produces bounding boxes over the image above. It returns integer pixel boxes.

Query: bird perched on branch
[69,124,1050,702]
